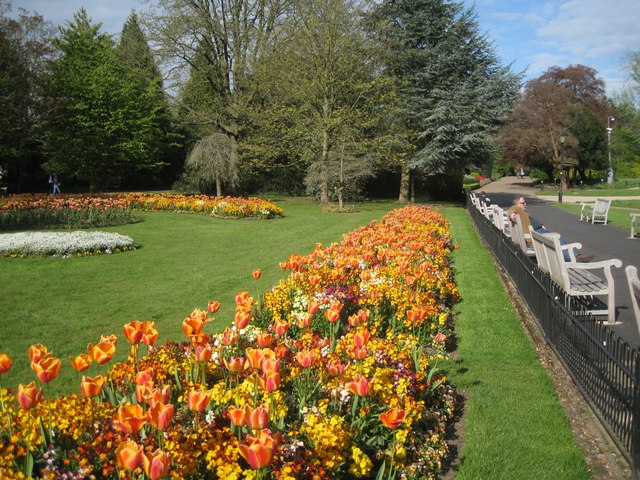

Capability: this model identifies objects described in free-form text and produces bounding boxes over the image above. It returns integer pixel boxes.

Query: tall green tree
[0,2,54,191]
[370,0,520,201]
[41,9,168,190]
[247,0,393,205]
[116,11,183,187]
[147,0,289,181]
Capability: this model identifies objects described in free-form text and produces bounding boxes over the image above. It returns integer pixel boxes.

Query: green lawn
[0,199,590,478]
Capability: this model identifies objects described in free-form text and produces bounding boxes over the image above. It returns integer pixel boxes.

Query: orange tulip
[69,353,92,372]
[123,320,145,345]
[238,437,275,470]
[223,356,245,374]
[207,300,221,313]
[272,319,289,336]
[144,386,172,407]
[31,353,61,384]
[295,350,316,368]
[380,407,407,430]
[80,375,106,398]
[308,274,320,286]
[28,343,49,363]
[324,308,340,323]
[307,301,320,315]
[100,334,118,346]
[228,404,251,427]
[141,321,158,347]
[260,357,280,374]
[346,374,370,397]
[245,348,267,370]
[147,401,174,431]
[116,440,143,472]
[350,345,368,361]
[353,330,370,348]
[247,404,269,431]
[326,358,345,376]
[234,311,251,329]
[274,344,289,359]
[195,343,212,362]
[142,448,170,480]
[297,314,313,328]
[256,333,273,348]
[17,381,43,409]
[221,327,239,346]
[136,369,154,387]
[182,315,206,337]
[235,291,250,305]
[252,268,262,280]
[0,353,13,375]
[187,389,210,413]
[113,403,147,434]
[87,341,116,365]
[257,371,280,393]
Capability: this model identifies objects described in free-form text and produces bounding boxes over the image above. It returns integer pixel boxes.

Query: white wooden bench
[510,213,535,257]
[531,230,622,324]
[491,205,511,237]
[579,198,611,224]
[625,266,640,335]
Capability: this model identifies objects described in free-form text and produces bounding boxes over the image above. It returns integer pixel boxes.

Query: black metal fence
[467,199,640,477]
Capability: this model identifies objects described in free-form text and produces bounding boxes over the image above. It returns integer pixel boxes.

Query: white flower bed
[0,231,137,257]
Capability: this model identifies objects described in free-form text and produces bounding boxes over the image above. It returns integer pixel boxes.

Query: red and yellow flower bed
[0,205,459,479]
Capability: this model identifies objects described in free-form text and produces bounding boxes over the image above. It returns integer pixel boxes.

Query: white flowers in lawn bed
[0,231,137,257]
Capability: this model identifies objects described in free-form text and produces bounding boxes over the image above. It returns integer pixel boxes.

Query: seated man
[507,195,593,262]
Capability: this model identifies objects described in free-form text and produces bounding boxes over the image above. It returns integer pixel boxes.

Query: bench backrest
[511,213,532,254]
[594,198,611,215]
[626,266,640,327]
[530,230,569,288]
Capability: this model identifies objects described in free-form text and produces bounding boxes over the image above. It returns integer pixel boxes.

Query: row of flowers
[0,205,459,479]
[0,193,283,230]
[0,231,137,257]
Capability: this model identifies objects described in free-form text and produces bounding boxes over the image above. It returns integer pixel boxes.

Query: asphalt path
[477,176,640,349]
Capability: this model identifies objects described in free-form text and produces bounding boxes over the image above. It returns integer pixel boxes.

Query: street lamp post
[607,116,615,184]
[558,132,566,204]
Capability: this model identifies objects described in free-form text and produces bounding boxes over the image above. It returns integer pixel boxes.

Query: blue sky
[11,0,640,96]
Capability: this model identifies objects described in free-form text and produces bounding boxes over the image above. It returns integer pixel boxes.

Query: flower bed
[115,193,283,219]
[0,205,459,479]
[0,231,137,257]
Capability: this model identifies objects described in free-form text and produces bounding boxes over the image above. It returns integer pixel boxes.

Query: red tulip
[350,345,368,361]
[380,408,407,429]
[142,448,170,480]
[17,381,43,410]
[113,403,147,434]
[116,440,143,472]
[195,343,212,362]
[434,332,447,344]
[69,353,92,372]
[252,268,262,280]
[221,327,239,346]
[297,314,313,328]
[0,353,13,375]
[260,357,280,374]
[307,301,320,315]
[235,311,251,329]
[308,274,320,286]
[256,333,273,348]
[353,330,370,348]
[80,375,106,398]
[207,300,221,313]
[273,319,289,335]
[326,358,345,376]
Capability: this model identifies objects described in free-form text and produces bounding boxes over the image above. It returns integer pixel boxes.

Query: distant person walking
[49,173,61,194]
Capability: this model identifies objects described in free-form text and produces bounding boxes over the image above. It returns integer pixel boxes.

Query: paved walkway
[477,176,640,349]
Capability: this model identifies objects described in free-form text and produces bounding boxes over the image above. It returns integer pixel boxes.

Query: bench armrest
[565,259,622,284]
[561,242,582,262]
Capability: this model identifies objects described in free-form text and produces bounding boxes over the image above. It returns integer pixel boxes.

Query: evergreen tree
[41,9,168,191]
[370,0,520,200]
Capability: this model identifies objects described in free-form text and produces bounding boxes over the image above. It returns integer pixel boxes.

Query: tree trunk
[398,163,410,203]
[216,175,222,197]
[320,128,330,205]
